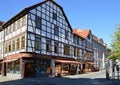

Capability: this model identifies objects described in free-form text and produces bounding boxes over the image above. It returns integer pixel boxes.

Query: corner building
[0,0,107,78]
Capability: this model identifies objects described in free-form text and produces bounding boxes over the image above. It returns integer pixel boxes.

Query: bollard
[106,63,109,79]
[116,65,119,79]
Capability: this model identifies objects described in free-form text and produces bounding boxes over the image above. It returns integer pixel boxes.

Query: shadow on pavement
[0,77,120,85]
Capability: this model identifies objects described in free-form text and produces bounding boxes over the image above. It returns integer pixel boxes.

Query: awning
[3,59,19,63]
[0,58,3,61]
[55,60,82,64]
[86,62,94,65]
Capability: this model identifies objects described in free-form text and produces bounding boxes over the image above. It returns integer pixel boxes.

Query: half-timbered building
[0,0,108,78]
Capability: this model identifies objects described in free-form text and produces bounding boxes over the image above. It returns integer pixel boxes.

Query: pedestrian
[55,70,58,77]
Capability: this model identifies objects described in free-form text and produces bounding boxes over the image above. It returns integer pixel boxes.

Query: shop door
[25,63,33,77]
[35,61,47,77]
[40,62,47,74]
[3,63,6,76]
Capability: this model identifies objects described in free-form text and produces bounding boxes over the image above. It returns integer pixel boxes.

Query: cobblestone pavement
[0,70,120,85]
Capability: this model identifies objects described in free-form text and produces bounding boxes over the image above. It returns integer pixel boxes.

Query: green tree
[109,26,120,60]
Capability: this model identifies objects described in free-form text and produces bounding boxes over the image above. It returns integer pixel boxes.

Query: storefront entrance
[35,61,47,77]
[25,63,34,77]
[24,59,50,77]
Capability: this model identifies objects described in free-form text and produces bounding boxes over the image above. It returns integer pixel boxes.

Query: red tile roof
[73,28,91,39]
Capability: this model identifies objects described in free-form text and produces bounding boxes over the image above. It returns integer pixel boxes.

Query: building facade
[0,0,108,78]
[0,21,4,74]
[73,29,94,72]
[93,35,107,70]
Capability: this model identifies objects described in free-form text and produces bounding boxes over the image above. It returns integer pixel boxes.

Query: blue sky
[0,0,120,47]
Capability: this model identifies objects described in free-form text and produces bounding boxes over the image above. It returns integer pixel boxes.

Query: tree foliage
[109,26,120,60]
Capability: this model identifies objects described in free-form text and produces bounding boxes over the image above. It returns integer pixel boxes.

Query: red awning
[87,62,94,65]
[56,60,82,64]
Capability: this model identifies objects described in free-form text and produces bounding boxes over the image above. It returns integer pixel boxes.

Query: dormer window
[88,34,91,40]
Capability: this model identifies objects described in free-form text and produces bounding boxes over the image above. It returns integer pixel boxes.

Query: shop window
[7,60,20,74]
[14,60,20,74]
[63,64,69,71]
[7,62,12,73]
[70,64,77,70]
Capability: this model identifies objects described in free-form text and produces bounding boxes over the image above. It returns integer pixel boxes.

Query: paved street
[0,70,120,85]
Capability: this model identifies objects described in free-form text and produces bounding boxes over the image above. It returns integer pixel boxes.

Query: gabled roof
[2,0,72,32]
[92,34,106,46]
[73,28,92,39]
[72,29,85,39]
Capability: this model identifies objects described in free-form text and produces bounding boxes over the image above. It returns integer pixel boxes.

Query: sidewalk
[63,70,106,78]
[0,75,21,82]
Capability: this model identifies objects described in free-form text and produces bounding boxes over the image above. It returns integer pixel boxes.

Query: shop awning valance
[3,58,19,63]
[55,60,82,64]
[86,62,94,65]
